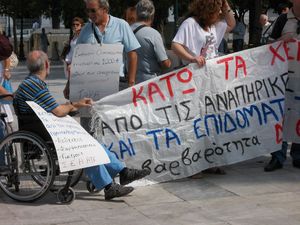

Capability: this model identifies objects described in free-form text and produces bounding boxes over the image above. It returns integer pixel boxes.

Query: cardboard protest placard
[90,40,300,182]
[27,101,110,172]
[69,43,123,116]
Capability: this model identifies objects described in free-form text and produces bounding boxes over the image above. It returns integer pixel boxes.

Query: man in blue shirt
[73,0,141,132]
[13,50,150,200]
[77,0,140,87]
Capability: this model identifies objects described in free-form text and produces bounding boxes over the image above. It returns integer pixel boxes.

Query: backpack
[0,35,13,61]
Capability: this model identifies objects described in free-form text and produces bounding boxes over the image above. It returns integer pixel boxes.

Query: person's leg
[271,141,288,164]
[232,39,238,52]
[85,164,135,200]
[85,148,125,190]
[237,39,244,51]
[265,141,288,171]
[85,165,113,190]
[103,148,125,175]
[85,148,135,200]
[290,143,300,168]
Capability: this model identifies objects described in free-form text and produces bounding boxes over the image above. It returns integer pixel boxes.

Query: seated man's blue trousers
[85,148,125,190]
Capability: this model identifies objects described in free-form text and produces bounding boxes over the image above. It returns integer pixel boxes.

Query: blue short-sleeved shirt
[14,75,59,114]
[77,15,140,53]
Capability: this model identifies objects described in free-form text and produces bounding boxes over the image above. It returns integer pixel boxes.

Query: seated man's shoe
[120,168,151,186]
[264,157,283,172]
[292,160,300,168]
[104,183,134,200]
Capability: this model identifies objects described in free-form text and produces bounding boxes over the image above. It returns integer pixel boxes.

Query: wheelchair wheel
[57,187,75,204]
[0,131,55,202]
[30,144,83,191]
[51,168,83,191]
[86,180,101,194]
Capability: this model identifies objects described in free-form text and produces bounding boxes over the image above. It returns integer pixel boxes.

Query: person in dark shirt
[264,0,300,172]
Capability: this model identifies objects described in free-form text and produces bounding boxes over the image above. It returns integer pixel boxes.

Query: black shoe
[119,168,150,186]
[104,183,134,200]
[292,160,300,168]
[264,157,283,172]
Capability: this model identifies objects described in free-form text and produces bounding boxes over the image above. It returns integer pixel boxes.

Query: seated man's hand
[72,98,93,110]
[79,98,93,107]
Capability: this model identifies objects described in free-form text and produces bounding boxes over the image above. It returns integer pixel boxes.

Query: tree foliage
[61,0,87,28]
[0,0,295,53]
[0,0,46,55]
[0,0,44,18]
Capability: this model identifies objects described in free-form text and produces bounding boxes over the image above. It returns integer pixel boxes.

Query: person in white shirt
[171,0,235,67]
[171,0,235,176]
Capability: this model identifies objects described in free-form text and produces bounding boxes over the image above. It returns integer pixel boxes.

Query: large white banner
[70,43,123,116]
[92,41,298,182]
[27,101,110,172]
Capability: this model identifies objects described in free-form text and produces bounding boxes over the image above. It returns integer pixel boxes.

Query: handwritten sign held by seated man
[27,101,110,172]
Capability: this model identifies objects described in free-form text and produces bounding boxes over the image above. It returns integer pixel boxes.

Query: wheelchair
[0,98,83,204]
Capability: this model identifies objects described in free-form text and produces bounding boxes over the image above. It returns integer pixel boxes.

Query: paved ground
[1,62,300,225]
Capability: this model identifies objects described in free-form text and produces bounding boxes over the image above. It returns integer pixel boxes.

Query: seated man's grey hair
[136,0,155,21]
[27,51,48,74]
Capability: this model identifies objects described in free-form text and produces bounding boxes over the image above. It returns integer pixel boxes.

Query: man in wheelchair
[13,50,150,200]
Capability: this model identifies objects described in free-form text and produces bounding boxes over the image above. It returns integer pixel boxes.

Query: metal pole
[7,16,11,37]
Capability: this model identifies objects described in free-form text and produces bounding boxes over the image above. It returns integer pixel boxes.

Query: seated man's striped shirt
[14,75,59,114]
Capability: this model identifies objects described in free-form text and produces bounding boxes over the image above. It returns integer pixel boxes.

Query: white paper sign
[91,41,298,182]
[70,43,124,116]
[27,101,110,172]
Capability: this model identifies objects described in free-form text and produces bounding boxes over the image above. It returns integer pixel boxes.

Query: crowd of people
[0,0,299,200]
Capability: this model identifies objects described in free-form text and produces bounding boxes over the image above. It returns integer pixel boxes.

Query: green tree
[0,0,45,58]
[61,0,87,29]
